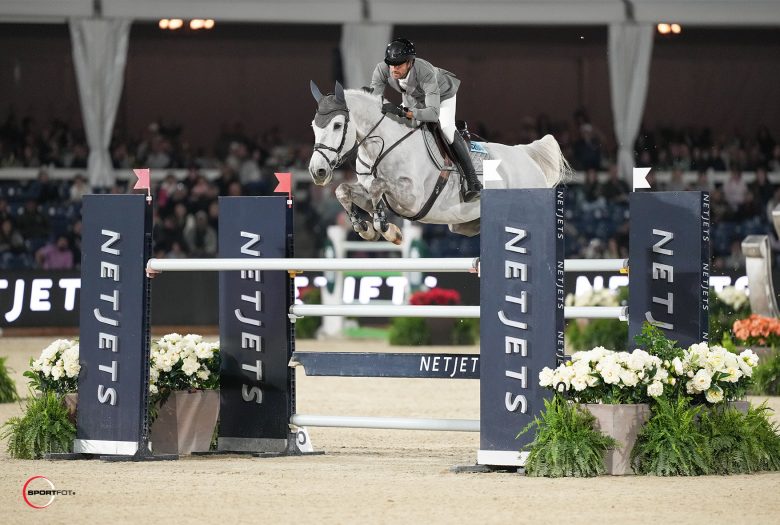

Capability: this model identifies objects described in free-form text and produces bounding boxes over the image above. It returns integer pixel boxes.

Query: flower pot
[150,390,219,455]
[584,403,651,476]
[726,400,750,414]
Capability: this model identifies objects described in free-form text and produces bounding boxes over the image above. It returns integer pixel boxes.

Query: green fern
[0,357,19,403]
[631,396,712,476]
[1,391,75,459]
[519,395,617,477]
[743,403,780,471]
[699,405,763,474]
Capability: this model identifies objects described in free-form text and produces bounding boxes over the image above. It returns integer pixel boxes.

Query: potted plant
[0,339,81,458]
[732,314,780,361]
[630,395,712,476]
[519,394,618,477]
[20,334,221,457]
[148,333,220,455]
[671,341,759,411]
[389,287,476,346]
[1,391,76,459]
[25,339,80,422]
[539,346,664,475]
[536,323,772,476]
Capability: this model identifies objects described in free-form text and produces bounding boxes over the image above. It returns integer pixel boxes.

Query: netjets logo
[22,476,75,509]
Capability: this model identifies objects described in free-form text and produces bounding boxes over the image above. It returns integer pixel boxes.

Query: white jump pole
[148,257,626,274]
[147,257,479,273]
[291,304,479,318]
[563,258,627,273]
[289,304,627,320]
[290,414,480,432]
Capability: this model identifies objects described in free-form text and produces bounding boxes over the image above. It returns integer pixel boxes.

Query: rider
[368,38,482,202]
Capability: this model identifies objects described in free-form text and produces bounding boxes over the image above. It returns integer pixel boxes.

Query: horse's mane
[344,88,383,108]
[343,89,414,133]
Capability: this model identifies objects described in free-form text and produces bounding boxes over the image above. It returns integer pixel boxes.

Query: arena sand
[2,337,780,524]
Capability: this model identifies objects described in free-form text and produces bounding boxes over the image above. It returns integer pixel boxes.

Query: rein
[316,101,446,223]
[314,109,388,170]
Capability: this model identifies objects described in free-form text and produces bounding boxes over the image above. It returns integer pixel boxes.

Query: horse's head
[308,80,357,186]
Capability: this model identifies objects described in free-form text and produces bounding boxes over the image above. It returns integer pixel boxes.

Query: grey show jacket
[369,57,460,123]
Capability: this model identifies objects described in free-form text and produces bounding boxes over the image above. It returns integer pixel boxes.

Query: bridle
[313,107,355,170]
[313,105,391,171]
[312,99,420,178]
[311,95,442,222]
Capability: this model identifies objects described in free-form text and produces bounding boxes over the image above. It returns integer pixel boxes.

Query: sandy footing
[2,337,779,524]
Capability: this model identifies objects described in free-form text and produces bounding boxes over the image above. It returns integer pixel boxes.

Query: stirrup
[463,187,481,203]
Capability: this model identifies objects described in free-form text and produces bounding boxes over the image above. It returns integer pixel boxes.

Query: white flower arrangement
[26,339,80,394]
[539,342,759,405]
[715,286,749,311]
[564,288,620,308]
[678,342,758,404]
[149,333,220,396]
[539,346,668,404]
[25,333,220,399]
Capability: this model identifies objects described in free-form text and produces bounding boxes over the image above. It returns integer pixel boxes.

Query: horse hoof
[359,225,381,241]
[382,223,403,245]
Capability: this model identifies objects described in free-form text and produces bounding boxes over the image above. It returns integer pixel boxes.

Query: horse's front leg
[368,178,405,246]
[335,182,381,241]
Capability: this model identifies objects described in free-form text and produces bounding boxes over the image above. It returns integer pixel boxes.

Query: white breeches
[439,95,457,144]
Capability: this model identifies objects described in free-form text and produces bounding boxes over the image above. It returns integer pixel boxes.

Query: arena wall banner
[217,196,294,453]
[628,191,710,348]
[478,188,564,467]
[0,270,80,327]
[74,194,151,455]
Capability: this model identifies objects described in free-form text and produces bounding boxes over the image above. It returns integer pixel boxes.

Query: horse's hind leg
[335,182,381,241]
[449,218,481,237]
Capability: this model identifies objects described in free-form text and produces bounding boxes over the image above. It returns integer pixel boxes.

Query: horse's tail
[519,134,573,188]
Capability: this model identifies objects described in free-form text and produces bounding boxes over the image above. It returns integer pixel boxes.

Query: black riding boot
[451,133,482,203]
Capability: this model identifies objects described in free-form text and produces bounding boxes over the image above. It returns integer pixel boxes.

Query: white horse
[308,81,570,244]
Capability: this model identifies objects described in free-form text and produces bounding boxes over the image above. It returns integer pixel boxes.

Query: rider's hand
[381,103,406,118]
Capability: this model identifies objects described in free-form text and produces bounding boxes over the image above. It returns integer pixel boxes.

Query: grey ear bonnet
[311,80,348,128]
[314,95,348,128]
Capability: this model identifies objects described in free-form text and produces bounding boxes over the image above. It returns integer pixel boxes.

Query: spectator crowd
[1,109,778,274]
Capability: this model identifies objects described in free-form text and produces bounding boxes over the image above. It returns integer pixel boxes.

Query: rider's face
[389,60,412,80]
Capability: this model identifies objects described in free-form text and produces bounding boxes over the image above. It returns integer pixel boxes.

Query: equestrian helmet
[384,38,416,66]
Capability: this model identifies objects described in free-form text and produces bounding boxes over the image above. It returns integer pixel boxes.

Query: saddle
[421,122,491,182]
[384,121,492,222]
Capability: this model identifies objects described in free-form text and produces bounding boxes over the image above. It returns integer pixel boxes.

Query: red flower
[409,288,462,306]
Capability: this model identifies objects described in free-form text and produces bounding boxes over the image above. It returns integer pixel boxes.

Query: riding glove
[381,103,407,119]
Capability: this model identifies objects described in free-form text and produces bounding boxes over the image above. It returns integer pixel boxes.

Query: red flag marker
[133,168,150,190]
[274,172,293,207]
[133,168,152,203]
